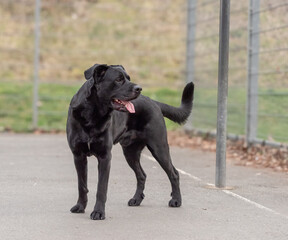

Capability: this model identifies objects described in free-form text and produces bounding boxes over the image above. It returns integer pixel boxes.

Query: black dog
[66,64,194,220]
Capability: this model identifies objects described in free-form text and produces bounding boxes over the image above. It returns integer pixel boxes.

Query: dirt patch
[167,131,288,172]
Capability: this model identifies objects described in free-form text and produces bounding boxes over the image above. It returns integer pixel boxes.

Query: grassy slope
[0,0,186,86]
[0,0,287,142]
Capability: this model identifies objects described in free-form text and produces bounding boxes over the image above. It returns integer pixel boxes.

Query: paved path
[0,134,288,240]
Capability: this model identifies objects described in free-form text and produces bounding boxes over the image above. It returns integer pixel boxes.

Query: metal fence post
[215,0,230,188]
[33,0,41,129]
[246,0,260,145]
[184,0,197,131]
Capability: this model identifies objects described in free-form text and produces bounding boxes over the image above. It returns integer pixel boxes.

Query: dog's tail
[154,82,194,124]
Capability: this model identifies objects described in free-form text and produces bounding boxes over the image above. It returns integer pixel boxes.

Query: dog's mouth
[112,98,135,113]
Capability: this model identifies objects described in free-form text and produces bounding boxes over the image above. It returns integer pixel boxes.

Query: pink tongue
[121,100,135,113]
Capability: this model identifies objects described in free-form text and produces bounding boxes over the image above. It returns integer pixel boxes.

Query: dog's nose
[134,85,142,93]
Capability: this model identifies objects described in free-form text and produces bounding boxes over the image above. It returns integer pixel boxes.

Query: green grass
[0,82,33,132]
[0,82,287,143]
[0,82,80,132]
[0,82,183,132]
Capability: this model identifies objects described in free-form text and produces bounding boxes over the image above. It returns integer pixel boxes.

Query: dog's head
[84,64,142,113]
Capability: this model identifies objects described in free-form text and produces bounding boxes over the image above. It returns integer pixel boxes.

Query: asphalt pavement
[0,134,288,240]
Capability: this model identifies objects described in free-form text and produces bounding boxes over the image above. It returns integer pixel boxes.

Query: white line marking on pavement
[142,153,288,220]
[222,189,288,220]
[143,154,156,162]
[176,168,202,182]
[143,154,202,181]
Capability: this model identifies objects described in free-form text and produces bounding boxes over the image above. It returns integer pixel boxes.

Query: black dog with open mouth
[66,64,194,220]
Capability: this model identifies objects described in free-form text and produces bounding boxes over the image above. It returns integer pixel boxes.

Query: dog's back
[111,82,194,147]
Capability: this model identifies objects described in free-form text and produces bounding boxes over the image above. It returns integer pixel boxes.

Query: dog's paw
[90,210,105,220]
[168,198,182,207]
[128,198,143,206]
[128,193,144,206]
[70,203,85,213]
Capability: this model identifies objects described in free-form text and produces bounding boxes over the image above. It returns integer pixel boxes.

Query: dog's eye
[116,78,123,83]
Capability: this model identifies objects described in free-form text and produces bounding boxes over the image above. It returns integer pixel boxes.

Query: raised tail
[154,82,194,124]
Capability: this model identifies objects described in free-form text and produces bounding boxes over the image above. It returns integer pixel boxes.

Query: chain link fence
[0,0,287,145]
[187,0,288,145]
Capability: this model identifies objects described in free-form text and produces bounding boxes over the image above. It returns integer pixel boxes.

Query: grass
[0,82,183,132]
[0,82,287,143]
[0,0,186,86]
[0,82,77,132]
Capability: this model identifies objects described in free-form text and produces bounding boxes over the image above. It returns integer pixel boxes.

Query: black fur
[66,63,194,220]
[154,82,194,124]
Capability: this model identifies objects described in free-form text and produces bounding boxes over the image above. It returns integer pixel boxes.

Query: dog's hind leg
[70,153,89,213]
[122,143,146,206]
[147,141,182,207]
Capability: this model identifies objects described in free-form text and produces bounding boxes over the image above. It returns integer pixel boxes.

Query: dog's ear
[84,64,108,98]
[85,78,95,99]
[84,64,108,82]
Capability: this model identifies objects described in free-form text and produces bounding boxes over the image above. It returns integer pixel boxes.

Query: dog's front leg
[90,151,111,220]
[70,153,88,213]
